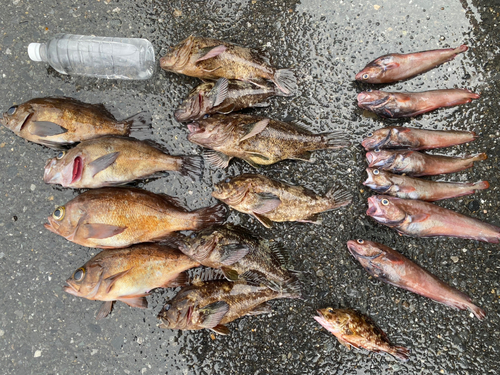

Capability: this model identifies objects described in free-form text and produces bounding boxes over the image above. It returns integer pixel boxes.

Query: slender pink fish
[366,149,487,176]
[355,45,468,83]
[363,168,489,201]
[347,239,486,320]
[366,195,500,243]
[361,126,478,151]
[357,89,480,118]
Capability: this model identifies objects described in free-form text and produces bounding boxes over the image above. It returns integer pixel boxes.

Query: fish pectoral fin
[96,301,114,320]
[252,212,274,228]
[240,270,272,288]
[199,301,230,329]
[211,324,230,335]
[239,119,270,142]
[165,272,190,288]
[195,45,227,63]
[210,78,229,107]
[81,223,127,239]
[291,151,313,162]
[297,213,322,225]
[204,150,232,169]
[221,267,240,281]
[267,241,291,267]
[397,185,416,193]
[410,213,430,223]
[338,336,359,350]
[88,152,120,177]
[247,302,272,316]
[103,268,133,294]
[118,295,148,309]
[31,121,68,137]
[219,244,250,265]
[382,61,400,71]
[250,102,271,108]
[253,193,281,214]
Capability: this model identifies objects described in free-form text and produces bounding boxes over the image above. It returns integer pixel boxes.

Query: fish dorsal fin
[118,295,148,308]
[211,324,230,335]
[253,192,281,214]
[240,270,270,287]
[210,78,229,107]
[253,212,274,228]
[104,268,133,294]
[156,194,188,211]
[196,45,227,63]
[96,301,114,320]
[199,301,230,328]
[325,184,352,206]
[204,150,232,169]
[31,121,68,137]
[239,119,270,142]
[88,152,120,177]
[191,267,226,284]
[219,243,250,265]
[82,223,127,239]
[298,213,322,225]
[266,241,290,268]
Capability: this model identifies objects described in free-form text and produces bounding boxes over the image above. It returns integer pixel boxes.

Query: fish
[174,78,287,122]
[366,195,500,243]
[187,113,350,168]
[44,187,228,249]
[212,174,352,228]
[361,126,478,151]
[355,45,468,83]
[159,35,297,95]
[366,149,487,176]
[0,97,151,149]
[357,89,480,118]
[167,224,297,289]
[43,136,202,188]
[314,307,409,361]
[157,276,301,335]
[346,239,486,320]
[64,244,200,320]
[363,168,489,201]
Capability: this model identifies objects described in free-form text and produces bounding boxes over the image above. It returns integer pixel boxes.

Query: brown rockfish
[314,307,409,361]
[44,187,228,249]
[355,45,468,83]
[361,126,478,151]
[158,277,301,335]
[358,89,480,118]
[366,149,487,176]
[160,36,297,95]
[363,168,489,201]
[347,239,486,319]
[187,114,349,168]
[212,174,352,228]
[366,195,500,243]
[64,244,200,319]
[1,97,151,149]
[43,136,202,189]
[175,78,287,122]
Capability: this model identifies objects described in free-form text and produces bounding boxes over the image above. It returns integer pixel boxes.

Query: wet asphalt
[0,0,499,374]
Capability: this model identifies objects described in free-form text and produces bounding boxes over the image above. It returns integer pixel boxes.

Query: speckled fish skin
[363,168,489,201]
[366,195,500,243]
[357,89,480,118]
[361,126,478,151]
[211,174,352,228]
[366,149,487,176]
[175,79,284,122]
[64,244,200,319]
[347,240,486,320]
[44,187,228,249]
[187,113,350,168]
[355,45,468,83]
[314,307,409,361]
[159,36,297,95]
[43,136,202,188]
[157,278,301,334]
[0,97,151,149]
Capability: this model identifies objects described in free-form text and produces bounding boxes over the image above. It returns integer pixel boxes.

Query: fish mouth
[43,158,59,183]
[355,71,365,81]
[63,280,80,296]
[366,197,380,217]
[346,240,362,257]
[72,156,83,184]
[159,54,175,70]
[44,216,59,234]
[365,152,375,166]
[187,123,202,134]
[357,92,369,103]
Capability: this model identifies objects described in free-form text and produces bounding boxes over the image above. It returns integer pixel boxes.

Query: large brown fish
[1,97,151,149]
[355,45,468,83]
[358,89,480,118]
[158,277,301,335]
[43,136,202,188]
[363,168,489,201]
[64,244,200,319]
[314,307,409,361]
[175,78,286,122]
[347,239,485,320]
[44,187,228,248]
[361,126,478,151]
[366,195,500,243]
[187,114,349,168]
[212,174,352,228]
[159,36,297,95]
[366,149,487,176]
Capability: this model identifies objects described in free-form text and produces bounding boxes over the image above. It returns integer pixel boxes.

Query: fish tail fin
[471,153,487,162]
[324,130,351,149]
[273,69,297,96]
[392,346,410,362]
[124,111,153,139]
[179,155,204,180]
[468,303,486,320]
[192,202,228,230]
[325,184,352,208]
[280,276,303,300]
[472,180,489,191]
[454,45,468,54]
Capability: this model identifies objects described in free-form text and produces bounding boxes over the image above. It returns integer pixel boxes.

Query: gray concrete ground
[0,0,499,374]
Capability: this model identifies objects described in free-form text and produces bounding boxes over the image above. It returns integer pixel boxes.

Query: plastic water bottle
[28,34,155,80]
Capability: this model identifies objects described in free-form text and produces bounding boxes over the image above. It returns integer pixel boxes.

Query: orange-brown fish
[367,195,500,243]
[187,114,349,168]
[355,45,468,83]
[44,187,228,248]
[64,244,200,319]
[1,97,151,149]
[347,239,486,320]
[363,168,489,201]
[357,89,480,118]
[43,136,202,188]
[212,174,352,228]
[160,36,296,95]
[361,126,478,151]
[314,308,409,361]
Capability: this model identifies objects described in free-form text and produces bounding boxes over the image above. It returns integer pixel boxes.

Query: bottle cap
[28,43,42,62]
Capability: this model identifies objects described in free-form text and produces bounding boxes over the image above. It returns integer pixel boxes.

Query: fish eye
[52,206,66,221]
[367,89,372,93]
[163,303,171,312]
[224,178,231,183]
[7,106,17,116]
[73,268,85,281]
[373,169,380,175]
[362,74,369,80]
[327,308,335,314]
[367,132,373,137]
[374,148,380,153]
[381,199,389,206]
[56,151,66,160]
[356,239,364,244]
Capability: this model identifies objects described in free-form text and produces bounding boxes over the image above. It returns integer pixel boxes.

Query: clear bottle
[28,34,155,80]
